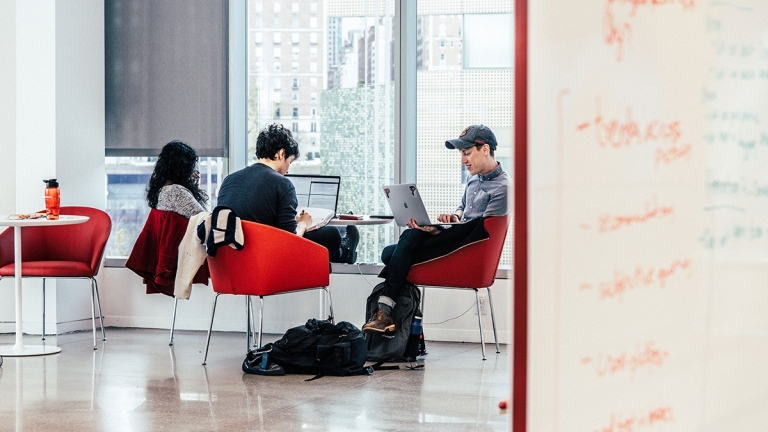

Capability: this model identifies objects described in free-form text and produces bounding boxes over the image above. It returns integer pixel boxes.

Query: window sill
[105,258,511,279]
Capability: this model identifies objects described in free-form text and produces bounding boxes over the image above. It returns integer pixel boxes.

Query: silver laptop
[383,184,463,227]
[286,174,341,216]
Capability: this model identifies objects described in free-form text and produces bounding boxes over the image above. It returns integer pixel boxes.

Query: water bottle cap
[43,179,59,188]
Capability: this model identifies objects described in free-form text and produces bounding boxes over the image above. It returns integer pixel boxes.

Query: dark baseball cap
[445,124,497,150]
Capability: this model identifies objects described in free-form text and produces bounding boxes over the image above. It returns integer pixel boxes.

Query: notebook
[383,184,464,227]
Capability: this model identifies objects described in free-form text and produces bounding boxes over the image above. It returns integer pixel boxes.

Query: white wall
[100,266,512,345]
[0,0,17,216]
[0,0,105,335]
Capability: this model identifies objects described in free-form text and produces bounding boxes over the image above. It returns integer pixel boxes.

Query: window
[247,7,396,262]
[273,47,281,58]
[292,32,300,44]
[292,77,299,89]
[416,7,513,267]
[291,2,299,14]
[292,17,299,28]
[273,33,281,44]
[105,157,225,258]
[254,47,262,62]
[273,77,281,90]
[274,62,281,72]
[254,32,263,44]
[253,2,262,14]
[273,3,280,14]
[274,17,281,27]
[292,107,298,117]
[275,106,281,117]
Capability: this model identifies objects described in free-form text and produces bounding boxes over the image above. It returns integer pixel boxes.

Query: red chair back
[207,220,330,297]
[0,206,112,277]
[406,215,510,288]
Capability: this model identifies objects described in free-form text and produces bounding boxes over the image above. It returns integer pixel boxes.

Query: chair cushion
[0,261,94,278]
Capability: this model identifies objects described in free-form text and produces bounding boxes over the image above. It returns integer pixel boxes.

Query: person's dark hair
[256,123,300,160]
[475,143,495,158]
[146,140,208,209]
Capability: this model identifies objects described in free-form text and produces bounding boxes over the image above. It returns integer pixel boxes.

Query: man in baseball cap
[363,124,510,334]
[444,124,498,151]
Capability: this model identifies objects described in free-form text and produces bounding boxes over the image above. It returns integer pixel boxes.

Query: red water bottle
[43,179,60,220]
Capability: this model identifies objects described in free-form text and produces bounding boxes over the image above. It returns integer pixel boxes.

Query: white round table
[326,216,393,226]
[0,215,89,357]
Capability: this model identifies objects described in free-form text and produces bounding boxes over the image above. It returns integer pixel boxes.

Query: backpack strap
[370,361,399,371]
[305,365,375,381]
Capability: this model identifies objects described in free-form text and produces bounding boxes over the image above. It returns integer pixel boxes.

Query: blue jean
[380,228,432,300]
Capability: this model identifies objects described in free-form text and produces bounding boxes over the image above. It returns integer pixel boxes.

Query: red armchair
[406,215,510,360]
[203,220,332,365]
[0,206,111,349]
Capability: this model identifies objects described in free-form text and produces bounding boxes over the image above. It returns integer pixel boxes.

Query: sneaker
[339,225,359,264]
[362,309,396,333]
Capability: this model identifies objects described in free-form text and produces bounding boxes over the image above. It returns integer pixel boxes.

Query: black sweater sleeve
[275,182,299,233]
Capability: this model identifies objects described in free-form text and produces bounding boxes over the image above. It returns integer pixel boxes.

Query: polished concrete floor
[0,328,511,431]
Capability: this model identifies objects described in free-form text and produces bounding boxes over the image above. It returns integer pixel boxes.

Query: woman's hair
[255,123,300,161]
[146,140,208,208]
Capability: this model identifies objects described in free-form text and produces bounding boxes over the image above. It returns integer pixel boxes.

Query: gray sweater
[216,163,298,233]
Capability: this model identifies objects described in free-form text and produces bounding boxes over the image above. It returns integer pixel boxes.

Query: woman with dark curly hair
[146,141,208,217]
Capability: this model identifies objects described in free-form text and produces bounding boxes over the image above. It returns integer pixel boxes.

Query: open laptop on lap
[383,184,464,227]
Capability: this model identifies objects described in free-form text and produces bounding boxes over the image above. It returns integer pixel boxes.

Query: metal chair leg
[323,287,335,323]
[202,293,220,365]
[245,296,251,352]
[92,278,106,341]
[42,278,46,340]
[420,286,426,313]
[90,278,97,350]
[249,296,258,348]
[486,287,500,354]
[257,296,265,349]
[475,289,486,360]
[169,298,179,346]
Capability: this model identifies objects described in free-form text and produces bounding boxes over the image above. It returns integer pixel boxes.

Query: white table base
[0,226,59,357]
[0,344,61,356]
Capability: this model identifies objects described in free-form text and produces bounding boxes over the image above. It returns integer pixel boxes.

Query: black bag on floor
[242,319,372,379]
[365,282,427,363]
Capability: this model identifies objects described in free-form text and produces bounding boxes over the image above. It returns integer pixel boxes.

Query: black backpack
[243,319,372,379]
[365,282,427,363]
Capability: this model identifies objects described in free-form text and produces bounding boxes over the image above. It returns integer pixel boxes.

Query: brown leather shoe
[362,309,395,333]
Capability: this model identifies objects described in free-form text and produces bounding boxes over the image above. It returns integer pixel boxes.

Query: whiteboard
[528,1,768,431]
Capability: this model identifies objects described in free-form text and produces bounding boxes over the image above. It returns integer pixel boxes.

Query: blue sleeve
[457,184,467,213]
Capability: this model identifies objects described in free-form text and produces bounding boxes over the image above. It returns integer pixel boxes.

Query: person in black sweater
[217,123,356,262]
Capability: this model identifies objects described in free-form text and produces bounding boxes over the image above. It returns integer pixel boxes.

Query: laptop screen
[285,174,341,215]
